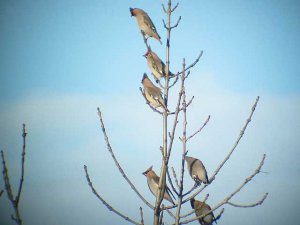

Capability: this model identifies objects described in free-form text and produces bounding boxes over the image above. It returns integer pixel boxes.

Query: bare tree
[84,1,268,225]
[1,124,27,225]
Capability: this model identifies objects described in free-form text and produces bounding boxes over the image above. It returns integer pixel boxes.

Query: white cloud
[0,73,299,225]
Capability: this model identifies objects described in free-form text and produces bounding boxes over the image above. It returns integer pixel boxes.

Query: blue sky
[0,0,299,225]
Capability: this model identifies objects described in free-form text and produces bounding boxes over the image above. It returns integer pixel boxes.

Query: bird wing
[147,86,162,99]
[152,175,160,184]
[152,176,175,200]
[142,13,158,32]
[150,54,164,75]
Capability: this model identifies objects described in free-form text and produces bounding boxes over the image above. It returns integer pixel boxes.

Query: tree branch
[162,4,167,14]
[1,151,14,203]
[186,115,210,142]
[84,165,141,225]
[179,154,267,224]
[171,3,179,12]
[1,124,27,225]
[182,183,199,197]
[209,96,260,183]
[168,75,179,90]
[139,207,144,225]
[175,61,188,225]
[167,168,179,196]
[164,96,261,210]
[15,124,26,207]
[171,167,180,189]
[185,96,194,108]
[171,51,203,78]
[170,16,181,29]
[228,193,268,208]
[97,108,154,210]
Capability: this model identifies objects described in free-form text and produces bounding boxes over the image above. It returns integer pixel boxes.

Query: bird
[130,7,162,44]
[141,73,168,111]
[142,166,175,205]
[190,198,216,225]
[185,156,209,185]
[144,49,174,82]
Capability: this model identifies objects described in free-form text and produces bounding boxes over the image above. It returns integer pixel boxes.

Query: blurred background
[0,0,299,225]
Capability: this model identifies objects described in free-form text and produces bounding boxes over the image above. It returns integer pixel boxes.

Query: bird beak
[142,165,153,176]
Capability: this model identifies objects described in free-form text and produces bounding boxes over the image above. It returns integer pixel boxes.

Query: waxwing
[142,166,175,205]
[185,156,209,184]
[190,198,215,225]
[130,7,162,44]
[144,49,174,82]
[141,73,167,111]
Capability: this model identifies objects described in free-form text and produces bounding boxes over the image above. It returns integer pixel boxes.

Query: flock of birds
[130,7,216,225]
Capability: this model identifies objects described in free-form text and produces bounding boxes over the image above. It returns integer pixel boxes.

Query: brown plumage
[185,156,209,185]
[190,198,215,225]
[141,73,167,110]
[130,7,162,44]
[144,49,174,82]
[142,166,175,205]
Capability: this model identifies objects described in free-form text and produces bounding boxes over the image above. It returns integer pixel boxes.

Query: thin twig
[179,154,267,224]
[159,146,179,197]
[97,108,154,210]
[159,204,164,225]
[139,207,144,225]
[1,124,27,225]
[171,2,179,12]
[164,96,261,210]
[168,75,179,90]
[182,183,199,197]
[162,4,167,14]
[15,124,26,207]
[167,168,179,196]
[171,16,181,29]
[228,193,268,208]
[171,51,203,78]
[164,207,176,219]
[0,189,4,198]
[1,151,14,203]
[84,165,141,225]
[162,19,168,30]
[209,96,260,184]
[214,208,225,222]
[157,79,165,89]
[171,167,180,189]
[141,31,151,51]
[186,115,210,142]
[185,96,194,108]
[184,71,191,80]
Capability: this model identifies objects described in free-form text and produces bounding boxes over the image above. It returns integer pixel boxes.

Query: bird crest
[142,165,153,176]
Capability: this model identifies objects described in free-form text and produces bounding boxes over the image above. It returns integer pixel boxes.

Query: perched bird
[141,73,167,111]
[142,166,175,205]
[190,198,215,225]
[185,156,209,184]
[144,49,174,82]
[130,7,162,44]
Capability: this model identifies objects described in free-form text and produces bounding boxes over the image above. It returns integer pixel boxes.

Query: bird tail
[153,34,162,44]
[158,98,169,112]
